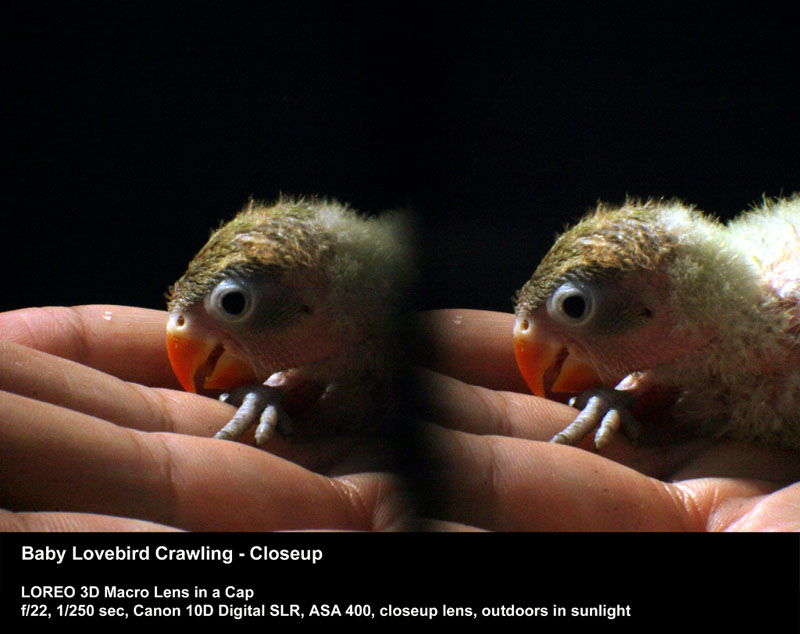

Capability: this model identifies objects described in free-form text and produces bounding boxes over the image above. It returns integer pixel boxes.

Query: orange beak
[513,316,602,398]
[166,313,257,393]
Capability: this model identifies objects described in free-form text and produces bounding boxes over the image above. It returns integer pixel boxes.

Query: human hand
[0,305,409,531]
[4,305,799,532]
[416,309,800,531]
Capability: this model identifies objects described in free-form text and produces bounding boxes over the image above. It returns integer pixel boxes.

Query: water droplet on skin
[102,310,113,321]
[452,314,463,326]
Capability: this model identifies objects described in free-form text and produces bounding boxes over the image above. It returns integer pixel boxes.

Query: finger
[418,368,576,440]
[423,425,778,531]
[0,305,178,387]
[419,370,800,483]
[416,367,723,478]
[0,341,392,473]
[0,391,405,531]
[416,310,529,393]
[0,339,231,437]
[0,509,181,532]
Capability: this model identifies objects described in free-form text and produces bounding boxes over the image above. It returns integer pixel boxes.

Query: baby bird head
[166,196,413,393]
[513,198,750,399]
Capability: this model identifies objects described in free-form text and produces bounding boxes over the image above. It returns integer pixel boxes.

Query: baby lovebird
[166,196,416,445]
[513,196,800,451]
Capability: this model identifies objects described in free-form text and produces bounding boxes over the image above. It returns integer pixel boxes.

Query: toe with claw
[551,386,641,450]
[215,384,293,445]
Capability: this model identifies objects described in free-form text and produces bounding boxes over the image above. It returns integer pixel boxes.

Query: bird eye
[547,282,594,326]
[220,289,248,316]
[206,279,253,322]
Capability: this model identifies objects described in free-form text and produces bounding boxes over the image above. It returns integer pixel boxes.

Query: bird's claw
[216,384,293,445]
[551,387,640,450]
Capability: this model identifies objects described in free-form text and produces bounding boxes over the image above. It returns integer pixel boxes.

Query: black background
[3,4,799,314]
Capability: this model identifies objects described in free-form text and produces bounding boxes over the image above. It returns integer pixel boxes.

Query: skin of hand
[2,305,800,531]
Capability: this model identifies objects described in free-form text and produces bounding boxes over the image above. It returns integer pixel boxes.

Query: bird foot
[551,387,641,450]
[215,384,293,445]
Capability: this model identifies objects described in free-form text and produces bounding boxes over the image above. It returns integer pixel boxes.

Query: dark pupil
[220,290,247,316]
[562,294,586,319]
